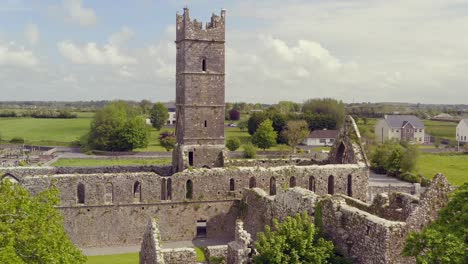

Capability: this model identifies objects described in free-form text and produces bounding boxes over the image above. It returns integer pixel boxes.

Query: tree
[226,138,241,151]
[238,120,248,131]
[403,183,467,263]
[253,212,334,264]
[400,144,419,172]
[229,109,241,121]
[139,99,152,115]
[434,137,441,148]
[282,120,309,153]
[243,143,257,158]
[302,98,345,128]
[150,102,169,130]
[159,131,176,151]
[0,180,86,263]
[88,101,150,151]
[252,119,277,150]
[248,112,268,135]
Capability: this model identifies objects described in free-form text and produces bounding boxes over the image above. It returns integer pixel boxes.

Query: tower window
[189,151,194,166]
[202,59,206,71]
[204,120,207,127]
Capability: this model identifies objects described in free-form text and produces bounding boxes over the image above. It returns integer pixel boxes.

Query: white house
[375,115,426,144]
[302,129,339,146]
[456,119,468,143]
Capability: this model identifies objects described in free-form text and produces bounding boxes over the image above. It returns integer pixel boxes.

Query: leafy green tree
[159,131,176,151]
[150,102,169,130]
[139,99,152,115]
[88,101,150,151]
[252,119,277,150]
[282,120,309,153]
[248,112,268,135]
[403,183,467,263]
[400,144,419,172]
[0,180,86,263]
[302,98,345,128]
[243,143,257,159]
[226,138,241,151]
[253,212,334,264]
[238,120,248,131]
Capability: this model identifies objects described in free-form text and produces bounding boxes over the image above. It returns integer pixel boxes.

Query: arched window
[134,181,141,202]
[309,176,316,192]
[336,143,345,164]
[161,178,167,200]
[167,178,172,200]
[186,180,193,199]
[270,177,276,195]
[249,177,256,188]
[289,176,296,188]
[347,174,352,197]
[202,59,206,71]
[104,183,113,204]
[229,178,235,191]
[328,175,334,195]
[77,183,85,204]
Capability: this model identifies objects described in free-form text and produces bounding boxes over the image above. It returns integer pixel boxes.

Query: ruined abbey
[0,8,453,264]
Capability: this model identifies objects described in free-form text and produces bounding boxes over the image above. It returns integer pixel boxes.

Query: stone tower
[172,8,226,172]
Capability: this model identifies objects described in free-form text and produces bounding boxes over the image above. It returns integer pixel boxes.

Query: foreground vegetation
[52,158,171,167]
[86,253,138,264]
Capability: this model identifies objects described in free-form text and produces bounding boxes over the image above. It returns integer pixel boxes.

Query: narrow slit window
[204,120,207,127]
[202,59,206,71]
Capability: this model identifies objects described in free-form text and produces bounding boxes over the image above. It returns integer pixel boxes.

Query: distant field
[0,117,91,146]
[417,153,468,186]
[52,158,171,167]
[86,253,138,264]
[423,120,456,140]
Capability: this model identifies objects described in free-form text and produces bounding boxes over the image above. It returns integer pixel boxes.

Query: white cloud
[24,24,39,45]
[0,42,38,67]
[109,26,134,47]
[63,0,97,26]
[57,40,137,65]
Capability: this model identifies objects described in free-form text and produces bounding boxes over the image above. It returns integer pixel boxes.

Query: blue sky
[1,0,468,104]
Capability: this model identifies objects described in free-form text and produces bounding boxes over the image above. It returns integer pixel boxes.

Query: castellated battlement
[176,8,226,42]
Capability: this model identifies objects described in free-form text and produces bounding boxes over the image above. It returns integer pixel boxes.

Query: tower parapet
[176,8,226,42]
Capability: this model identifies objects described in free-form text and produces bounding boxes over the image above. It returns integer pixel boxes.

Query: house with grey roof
[375,115,426,144]
[302,129,339,146]
[456,119,468,143]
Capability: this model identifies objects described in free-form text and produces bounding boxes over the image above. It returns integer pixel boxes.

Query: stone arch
[167,178,172,200]
[77,183,85,204]
[328,175,334,195]
[161,178,167,200]
[186,179,193,199]
[104,182,113,204]
[249,177,256,188]
[269,177,276,195]
[1,173,19,184]
[133,181,141,202]
[336,142,346,164]
[289,176,296,188]
[347,174,353,197]
[202,165,210,169]
[309,176,316,192]
[229,178,235,191]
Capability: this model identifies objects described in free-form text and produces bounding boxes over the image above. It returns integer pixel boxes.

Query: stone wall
[206,245,228,263]
[227,220,253,264]
[161,248,196,264]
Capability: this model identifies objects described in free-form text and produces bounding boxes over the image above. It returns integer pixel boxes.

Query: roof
[307,129,339,139]
[384,115,424,128]
[460,119,468,126]
[164,102,176,112]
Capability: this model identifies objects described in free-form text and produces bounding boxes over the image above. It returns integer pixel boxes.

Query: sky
[0,0,467,104]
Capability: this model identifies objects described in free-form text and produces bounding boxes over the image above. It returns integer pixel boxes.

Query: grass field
[52,158,171,167]
[422,120,457,140]
[0,117,91,146]
[416,153,468,186]
[86,253,138,264]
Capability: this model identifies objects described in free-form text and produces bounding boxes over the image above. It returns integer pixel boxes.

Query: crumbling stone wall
[140,219,164,264]
[227,220,253,264]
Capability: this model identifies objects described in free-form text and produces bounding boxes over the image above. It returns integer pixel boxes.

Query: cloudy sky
[0,0,467,104]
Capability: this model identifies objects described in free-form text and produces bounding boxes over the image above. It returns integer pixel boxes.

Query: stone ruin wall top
[176,8,226,42]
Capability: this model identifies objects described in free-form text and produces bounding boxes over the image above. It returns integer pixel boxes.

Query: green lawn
[0,117,91,146]
[86,253,138,264]
[423,120,457,140]
[52,158,171,167]
[135,128,175,152]
[417,153,468,186]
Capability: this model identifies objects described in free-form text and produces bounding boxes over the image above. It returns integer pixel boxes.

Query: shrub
[229,109,240,121]
[159,131,176,151]
[226,138,241,151]
[243,143,257,159]
[10,137,25,144]
[399,172,421,183]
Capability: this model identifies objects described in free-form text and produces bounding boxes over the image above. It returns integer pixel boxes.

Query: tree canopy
[282,120,309,153]
[253,212,334,264]
[252,119,277,150]
[403,183,467,264]
[0,180,86,263]
[150,102,169,130]
[302,98,345,128]
[88,101,150,151]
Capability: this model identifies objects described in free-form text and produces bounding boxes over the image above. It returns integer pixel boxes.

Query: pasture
[417,153,468,186]
[422,120,457,140]
[86,253,138,264]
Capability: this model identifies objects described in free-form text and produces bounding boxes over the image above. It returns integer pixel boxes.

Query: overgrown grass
[86,253,138,264]
[195,247,206,262]
[52,158,171,167]
[416,153,468,186]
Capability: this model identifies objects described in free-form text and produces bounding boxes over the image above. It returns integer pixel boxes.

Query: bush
[399,172,421,183]
[226,138,241,151]
[229,109,240,121]
[243,143,257,159]
[10,137,25,144]
[159,131,176,151]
